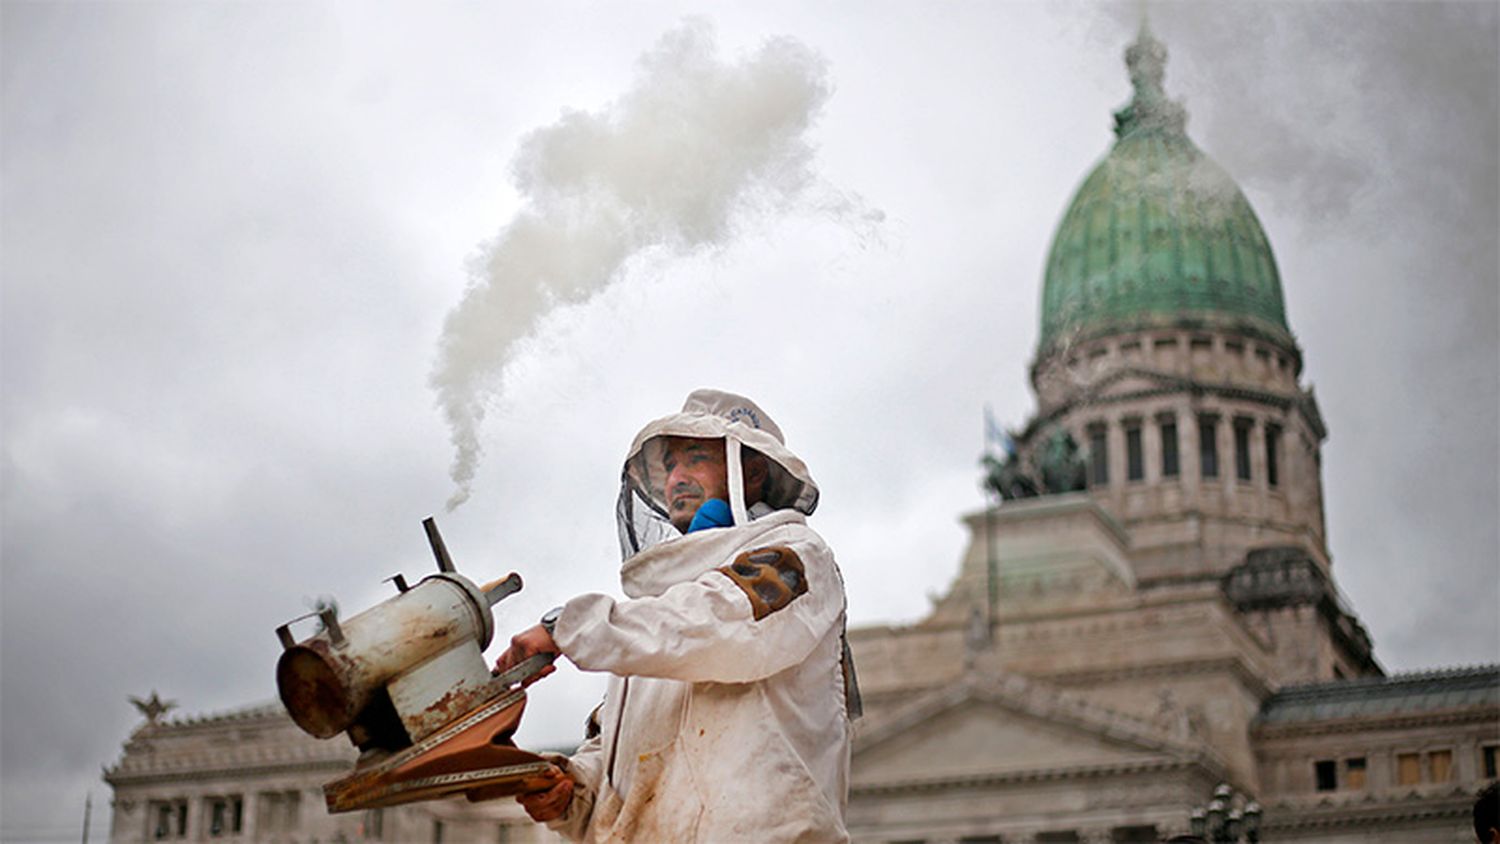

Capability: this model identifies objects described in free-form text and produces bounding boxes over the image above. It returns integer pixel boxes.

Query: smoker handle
[480,572,524,606]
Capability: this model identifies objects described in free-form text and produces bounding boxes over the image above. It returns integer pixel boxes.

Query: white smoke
[431,19,876,510]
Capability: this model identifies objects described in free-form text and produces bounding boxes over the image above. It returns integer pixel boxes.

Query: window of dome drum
[1265,424,1281,486]
[1485,745,1499,778]
[1158,414,1180,477]
[1125,421,1144,481]
[1198,414,1219,479]
[1233,417,1253,482]
[1088,424,1109,486]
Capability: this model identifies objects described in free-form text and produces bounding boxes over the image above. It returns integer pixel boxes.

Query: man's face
[662,437,730,533]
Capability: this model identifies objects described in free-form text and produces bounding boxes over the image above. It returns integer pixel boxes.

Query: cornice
[137,702,288,733]
[1253,705,1500,739]
[1260,792,1472,831]
[104,759,352,788]
[852,757,1204,796]
[960,493,1131,547]
[1123,509,1326,547]
[1050,655,1274,700]
[1026,369,1301,430]
[1032,325,1304,379]
[1274,663,1500,693]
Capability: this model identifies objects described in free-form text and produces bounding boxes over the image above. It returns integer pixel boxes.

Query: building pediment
[852,673,1219,789]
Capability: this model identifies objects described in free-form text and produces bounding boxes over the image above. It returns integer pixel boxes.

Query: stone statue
[982,452,1039,500]
[129,690,177,724]
[1038,430,1086,493]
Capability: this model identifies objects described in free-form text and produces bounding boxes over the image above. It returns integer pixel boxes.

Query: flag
[984,405,1013,456]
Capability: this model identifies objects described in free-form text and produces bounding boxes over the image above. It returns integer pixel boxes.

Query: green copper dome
[1039,25,1292,356]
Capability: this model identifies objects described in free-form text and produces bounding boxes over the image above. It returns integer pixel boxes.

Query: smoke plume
[431,20,865,509]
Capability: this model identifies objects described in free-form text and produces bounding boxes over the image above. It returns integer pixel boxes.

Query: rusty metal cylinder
[277,573,494,739]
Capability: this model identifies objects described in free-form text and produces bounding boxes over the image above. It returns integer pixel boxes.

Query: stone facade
[102,21,1497,844]
[103,703,560,844]
[839,21,1495,844]
[845,499,1497,842]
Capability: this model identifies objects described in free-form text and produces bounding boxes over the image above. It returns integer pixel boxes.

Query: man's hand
[517,764,574,822]
[494,624,560,687]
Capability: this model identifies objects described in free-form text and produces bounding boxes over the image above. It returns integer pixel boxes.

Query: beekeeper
[494,389,859,843]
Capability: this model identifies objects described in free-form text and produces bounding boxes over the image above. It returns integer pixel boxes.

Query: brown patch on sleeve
[716,545,808,620]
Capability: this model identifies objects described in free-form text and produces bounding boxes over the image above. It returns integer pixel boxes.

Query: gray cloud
[3,2,1494,839]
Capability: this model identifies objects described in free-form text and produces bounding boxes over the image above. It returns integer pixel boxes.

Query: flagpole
[982,406,1000,640]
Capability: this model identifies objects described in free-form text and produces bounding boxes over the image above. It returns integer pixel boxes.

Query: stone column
[1217,408,1233,490]
[178,793,196,842]
[241,790,259,841]
[1184,407,1205,495]
[1109,415,1126,493]
[1250,416,1266,494]
[1141,410,1159,485]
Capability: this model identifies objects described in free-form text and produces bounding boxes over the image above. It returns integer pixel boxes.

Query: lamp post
[1189,784,1262,843]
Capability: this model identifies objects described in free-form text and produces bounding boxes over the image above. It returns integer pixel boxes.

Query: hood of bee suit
[615,389,820,560]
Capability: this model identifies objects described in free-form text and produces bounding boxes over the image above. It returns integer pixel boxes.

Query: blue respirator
[686,498,734,533]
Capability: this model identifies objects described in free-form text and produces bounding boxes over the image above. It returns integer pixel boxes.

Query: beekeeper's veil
[616,389,820,560]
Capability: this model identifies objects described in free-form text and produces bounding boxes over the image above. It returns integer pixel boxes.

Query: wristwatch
[540,606,565,637]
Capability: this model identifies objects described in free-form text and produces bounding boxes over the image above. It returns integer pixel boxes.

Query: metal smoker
[275,518,554,812]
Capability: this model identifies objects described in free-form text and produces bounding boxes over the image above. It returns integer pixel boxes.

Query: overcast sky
[3,2,1496,840]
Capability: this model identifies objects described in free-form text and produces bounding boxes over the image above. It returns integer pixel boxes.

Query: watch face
[542,606,563,627]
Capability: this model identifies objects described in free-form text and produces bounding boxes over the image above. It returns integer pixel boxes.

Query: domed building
[97,21,1497,844]
[843,23,1497,844]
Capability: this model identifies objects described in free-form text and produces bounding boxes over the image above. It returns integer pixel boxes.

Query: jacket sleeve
[544,714,605,841]
[552,528,844,684]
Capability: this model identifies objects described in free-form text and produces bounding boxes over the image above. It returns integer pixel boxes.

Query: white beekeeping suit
[546,389,857,843]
